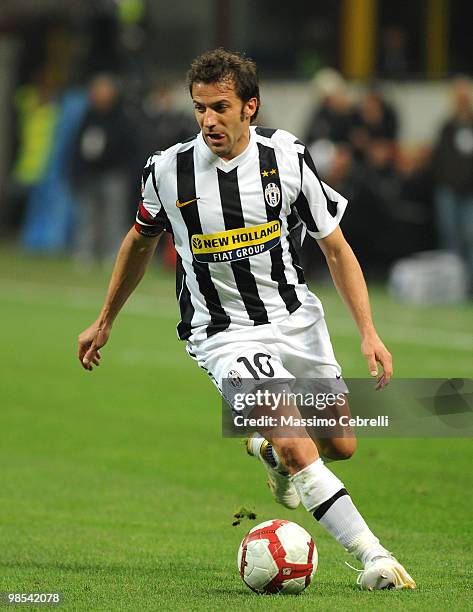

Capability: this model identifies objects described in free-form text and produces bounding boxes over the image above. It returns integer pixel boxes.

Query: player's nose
[203,108,217,128]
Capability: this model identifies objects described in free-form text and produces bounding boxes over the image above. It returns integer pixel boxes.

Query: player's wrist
[97,310,115,329]
[359,327,379,342]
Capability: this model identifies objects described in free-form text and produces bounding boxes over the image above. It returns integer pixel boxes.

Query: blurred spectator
[20,88,88,253]
[318,140,435,274]
[139,82,196,158]
[431,77,473,286]
[354,139,400,268]
[70,74,137,266]
[395,146,436,253]
[305,69,357,145]
[321,144,376,270]
[363,139,398,195]
[3,69,59,235]
[351,89,399,162]
[355,139,435,266]
[303,73,439,277]
[323,145,362,204]
[304,76,426,275]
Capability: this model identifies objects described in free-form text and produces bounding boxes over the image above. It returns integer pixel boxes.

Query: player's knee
[320,438,357,461]
[334,440,356,460]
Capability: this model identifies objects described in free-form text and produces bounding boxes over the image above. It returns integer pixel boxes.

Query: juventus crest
[264,182,281,207]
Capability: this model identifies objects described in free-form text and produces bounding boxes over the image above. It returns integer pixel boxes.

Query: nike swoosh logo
[176,197,200,208]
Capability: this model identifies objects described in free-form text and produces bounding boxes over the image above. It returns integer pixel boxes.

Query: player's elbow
[324,240,354,264]
[323,250,342,268]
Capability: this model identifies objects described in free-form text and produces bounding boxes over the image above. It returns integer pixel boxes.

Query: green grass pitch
[0,246,472,610]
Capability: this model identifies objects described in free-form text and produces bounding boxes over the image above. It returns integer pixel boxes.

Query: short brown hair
[187,48,260,122]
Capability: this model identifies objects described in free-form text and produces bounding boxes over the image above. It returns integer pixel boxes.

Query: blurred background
[0,0,472,296]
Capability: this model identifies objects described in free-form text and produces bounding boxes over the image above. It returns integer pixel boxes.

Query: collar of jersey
[196,128,257,171]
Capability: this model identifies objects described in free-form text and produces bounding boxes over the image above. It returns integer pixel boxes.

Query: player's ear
[244,97,258,120]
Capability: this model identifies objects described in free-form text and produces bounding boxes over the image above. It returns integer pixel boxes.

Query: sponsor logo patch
[191,220,281,263]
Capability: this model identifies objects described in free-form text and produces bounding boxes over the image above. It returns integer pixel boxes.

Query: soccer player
[78,49,415,590]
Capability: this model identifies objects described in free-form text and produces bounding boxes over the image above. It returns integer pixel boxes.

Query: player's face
[192,80,257,161]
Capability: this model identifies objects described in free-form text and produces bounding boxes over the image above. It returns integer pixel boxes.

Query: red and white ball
[237,519,318,594]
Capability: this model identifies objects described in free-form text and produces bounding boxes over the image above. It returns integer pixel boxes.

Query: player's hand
[361,334,392,390]
[78,320,111,371]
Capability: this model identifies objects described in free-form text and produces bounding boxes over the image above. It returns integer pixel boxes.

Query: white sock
[291,459,390,565]
[291,458,343,510]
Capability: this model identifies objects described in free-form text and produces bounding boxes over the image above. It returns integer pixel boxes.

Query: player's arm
[317,226,392,388]
[78,227,162,371]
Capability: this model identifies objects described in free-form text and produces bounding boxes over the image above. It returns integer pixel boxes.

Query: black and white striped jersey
[135,126,347,342]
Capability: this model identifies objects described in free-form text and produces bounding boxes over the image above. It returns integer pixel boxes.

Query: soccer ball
[237,519,317,594]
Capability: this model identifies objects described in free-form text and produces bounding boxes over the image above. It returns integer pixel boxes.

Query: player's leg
[246,432,314,510]
[272,302,358,464]
[313,393,357,461]
[262,429,416,590]
[188,329,415,589]
[316,436,357,461]
[256,307,415,589]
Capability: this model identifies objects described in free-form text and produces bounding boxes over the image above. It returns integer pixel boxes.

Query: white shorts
[186,295,347,410]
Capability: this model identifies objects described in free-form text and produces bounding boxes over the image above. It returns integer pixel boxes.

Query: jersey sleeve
[292,145,347,240]
[134,154,169,237]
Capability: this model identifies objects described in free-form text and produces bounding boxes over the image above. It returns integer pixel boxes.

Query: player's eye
[194,105,205,113]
